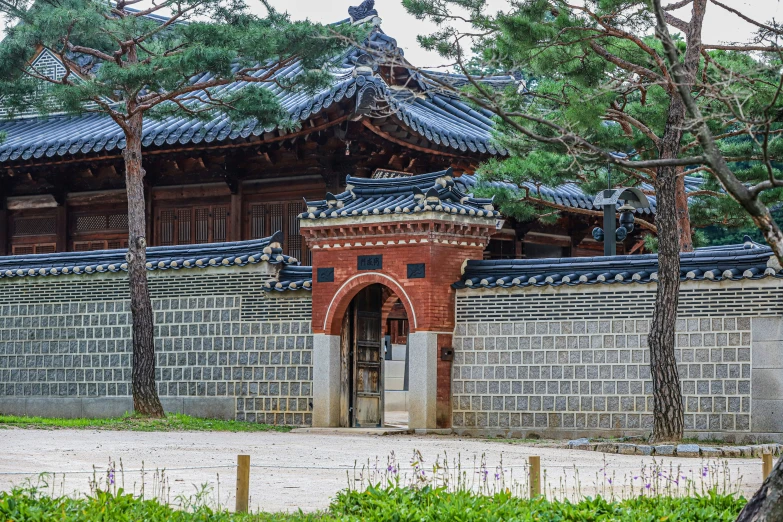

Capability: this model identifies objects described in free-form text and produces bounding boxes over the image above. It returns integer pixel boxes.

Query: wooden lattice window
[12,243,56,255]
[73,212,128,233]
[73,239,129,252]
[9,210,58,255]
[245,200,309,264]
[159,210,175,246]
[69,209,129,252]
[157,205,229,246]
[12,216,56,237]
[287,203,303,262]
[249,204,265,239]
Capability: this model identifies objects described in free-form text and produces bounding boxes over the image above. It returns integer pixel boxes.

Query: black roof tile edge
[263,265,313,292]
[301,167,501,220]
[453,238,783,289]
[0,231,297,279]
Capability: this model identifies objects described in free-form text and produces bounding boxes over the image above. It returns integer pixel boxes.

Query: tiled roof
[456,174,705,215]
[301,167,500,220]
[0,64,361,162]
[388,89,507,155]
[0,232,296,279]
[454,238,783,289]
[264,265,313,292]
[0,26,506,162]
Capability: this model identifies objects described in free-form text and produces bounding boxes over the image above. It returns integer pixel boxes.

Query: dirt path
[0,428,764,513]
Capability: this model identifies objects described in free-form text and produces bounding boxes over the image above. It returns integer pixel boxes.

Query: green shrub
[0,486,746,521]
[332,486,746,521]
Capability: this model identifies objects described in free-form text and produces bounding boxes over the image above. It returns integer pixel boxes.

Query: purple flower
[645,483,651,490]
[607,478,612,484]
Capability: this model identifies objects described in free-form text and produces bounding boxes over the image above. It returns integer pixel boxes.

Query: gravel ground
[0,427,765,513]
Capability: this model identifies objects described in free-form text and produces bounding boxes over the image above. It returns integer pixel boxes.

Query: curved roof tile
[456,173,705,215]
[0,27,505,163]
[301,167,500,220]
[454,238,783,289]
[264,265,313,292]
[0,231,296,280]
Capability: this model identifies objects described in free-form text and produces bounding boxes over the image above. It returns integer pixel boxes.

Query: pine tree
[0,0,362,416]
[401,0,782,442]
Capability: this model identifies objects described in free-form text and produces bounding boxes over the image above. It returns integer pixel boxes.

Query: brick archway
[322,272,417,336]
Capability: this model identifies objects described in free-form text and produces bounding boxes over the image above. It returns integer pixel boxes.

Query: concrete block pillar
[408,331,439,430]
[312,334,341,427]
[751,317,783,434]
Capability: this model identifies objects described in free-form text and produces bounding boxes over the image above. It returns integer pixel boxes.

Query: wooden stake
[529,456,541,498]
[236,455,250,513]
[762,453,773,480]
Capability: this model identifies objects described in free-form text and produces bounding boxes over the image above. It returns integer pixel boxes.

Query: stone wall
[0,265,314,425]
[452,279,783,442]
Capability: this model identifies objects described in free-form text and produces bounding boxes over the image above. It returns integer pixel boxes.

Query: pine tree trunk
[649,148,684,442]
[736,455,783,521]
[646,0,708,443]
[675,168,693,251]
[123,113,164,418]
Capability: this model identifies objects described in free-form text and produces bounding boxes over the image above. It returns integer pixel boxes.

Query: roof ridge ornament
[348,0,380,25]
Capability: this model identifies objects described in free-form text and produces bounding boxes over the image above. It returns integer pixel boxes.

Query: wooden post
[144,182,153,246]
[0,192,7,256]
[235,454,250,513]
[230,186,242,241]
[529,455,541,498]
[55,203,68,252]
[763,453,773,480]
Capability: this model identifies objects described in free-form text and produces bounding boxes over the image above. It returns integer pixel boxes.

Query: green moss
[0,413,292,433]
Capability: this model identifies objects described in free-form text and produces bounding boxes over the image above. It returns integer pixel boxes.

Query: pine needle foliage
[402,0,782,245]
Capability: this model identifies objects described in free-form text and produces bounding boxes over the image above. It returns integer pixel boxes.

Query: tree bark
[124,112,164,418]
[649,115,685,443]
[675,167,693,251]
[647,0,708,443]
[736,455,783,521]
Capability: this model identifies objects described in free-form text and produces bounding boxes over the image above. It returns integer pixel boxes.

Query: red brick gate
[302,170,497,429]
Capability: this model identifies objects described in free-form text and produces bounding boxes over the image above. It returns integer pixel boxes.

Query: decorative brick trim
[321,272,417,335]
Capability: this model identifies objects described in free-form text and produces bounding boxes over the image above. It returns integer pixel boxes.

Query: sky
[267,0,782,68]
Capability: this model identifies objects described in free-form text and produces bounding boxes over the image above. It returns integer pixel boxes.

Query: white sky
[267,0,782,68]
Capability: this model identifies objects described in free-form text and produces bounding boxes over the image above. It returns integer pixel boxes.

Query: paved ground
[0,428,765,513]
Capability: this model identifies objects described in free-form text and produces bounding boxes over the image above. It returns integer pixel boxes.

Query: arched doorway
[338,283,409,428]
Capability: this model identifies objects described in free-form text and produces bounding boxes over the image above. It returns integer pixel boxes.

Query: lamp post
[592,188,651,256]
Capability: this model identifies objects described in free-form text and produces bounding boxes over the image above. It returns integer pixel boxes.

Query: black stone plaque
[407,263,426,279]
[357,255,382,270]
[317,267,335,283]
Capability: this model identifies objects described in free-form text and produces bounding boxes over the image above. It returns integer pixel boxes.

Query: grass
[0,486,747,521]
[0,413,292,433]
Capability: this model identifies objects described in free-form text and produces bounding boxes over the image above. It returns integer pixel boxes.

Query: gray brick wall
[0,266,314,426]
[452,317,751,434]
[453,282,782,438]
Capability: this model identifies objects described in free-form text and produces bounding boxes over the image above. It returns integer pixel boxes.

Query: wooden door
[352,285,384,427]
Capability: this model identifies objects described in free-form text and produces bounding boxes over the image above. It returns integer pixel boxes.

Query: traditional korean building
[6,2,779,440]
[0,2,682,262]
[1,167,782,439]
